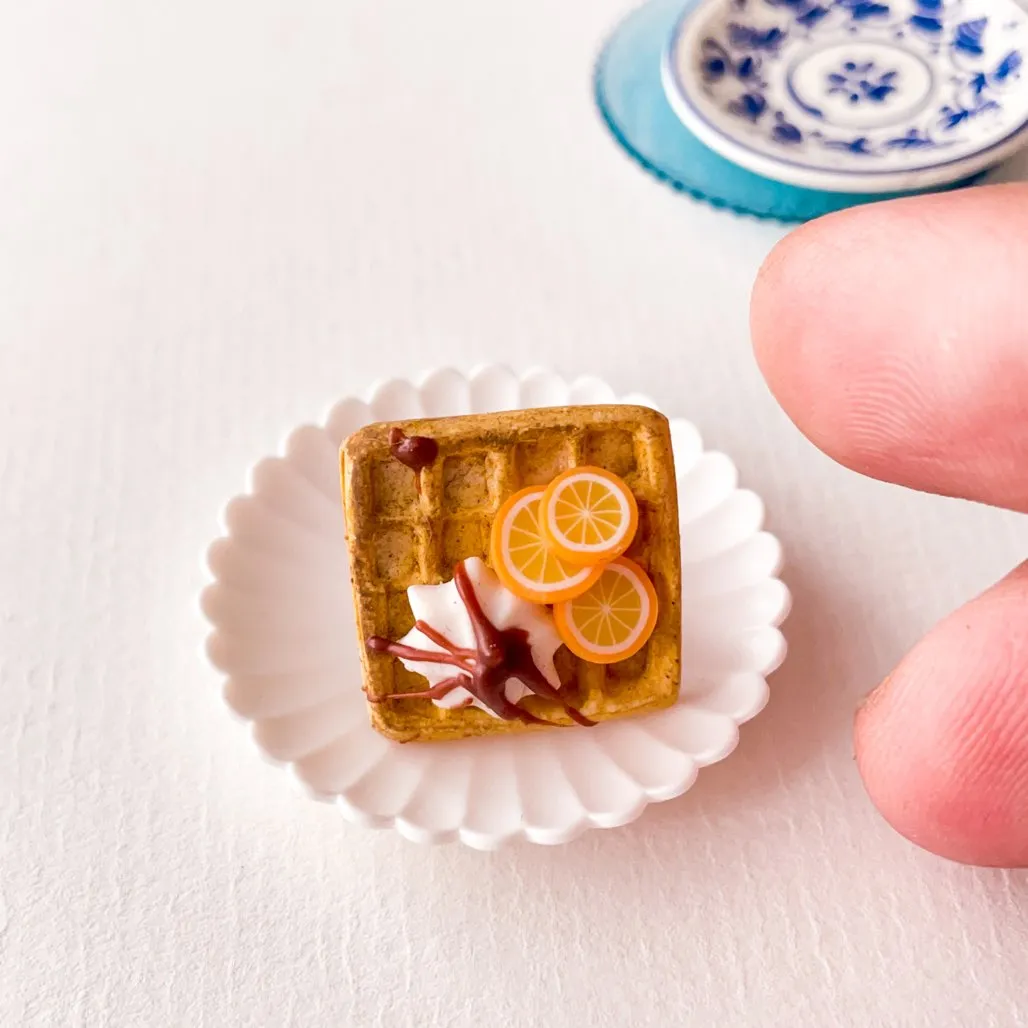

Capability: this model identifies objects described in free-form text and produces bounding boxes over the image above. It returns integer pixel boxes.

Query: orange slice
[553,557,658,663]
[539,466,638,566]
[490,486,605,604]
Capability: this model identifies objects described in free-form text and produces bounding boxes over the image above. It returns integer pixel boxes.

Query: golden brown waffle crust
[341,404,681,742]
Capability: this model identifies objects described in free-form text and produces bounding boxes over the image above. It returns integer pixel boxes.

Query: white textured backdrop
[2,2,1027,1026]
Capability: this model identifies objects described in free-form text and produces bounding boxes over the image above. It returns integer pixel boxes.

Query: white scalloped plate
[201,366,790,848]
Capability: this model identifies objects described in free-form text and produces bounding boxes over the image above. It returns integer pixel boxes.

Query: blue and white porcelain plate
[663,0,1028,192]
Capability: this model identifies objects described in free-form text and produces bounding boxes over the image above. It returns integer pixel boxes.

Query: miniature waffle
[341,405,681,742]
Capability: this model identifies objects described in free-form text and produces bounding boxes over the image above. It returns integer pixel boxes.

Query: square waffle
[340,404,681,742]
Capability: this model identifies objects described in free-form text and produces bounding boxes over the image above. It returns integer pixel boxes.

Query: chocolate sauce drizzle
[389,427,438,486]
[366,563,594,727]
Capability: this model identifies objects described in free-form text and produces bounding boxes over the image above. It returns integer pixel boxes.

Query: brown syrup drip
[366,562,594,727]
[389,428,438,495]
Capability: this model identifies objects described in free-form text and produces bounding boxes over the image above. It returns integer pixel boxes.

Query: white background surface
[3,2,1028,1026]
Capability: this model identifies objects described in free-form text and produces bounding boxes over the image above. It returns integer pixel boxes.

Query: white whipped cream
[396,556,563,717]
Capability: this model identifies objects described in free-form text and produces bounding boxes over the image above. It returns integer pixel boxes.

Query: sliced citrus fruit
[553,557,658,663]
[490,486,605,604]
[539,466,638,565]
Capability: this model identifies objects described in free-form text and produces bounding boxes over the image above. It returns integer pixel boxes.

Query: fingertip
[750,215,822,398]
[855,562,1028,868]
[750,204,885,466]
[749,185,1028,512]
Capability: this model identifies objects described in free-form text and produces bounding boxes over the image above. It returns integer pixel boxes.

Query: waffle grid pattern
[342,406,681,741]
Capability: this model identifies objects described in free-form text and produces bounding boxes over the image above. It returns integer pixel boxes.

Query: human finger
[751,183,1028,513]
[854,562,1028,867]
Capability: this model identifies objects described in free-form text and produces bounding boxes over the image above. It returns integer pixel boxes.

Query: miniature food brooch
[340,405,680,742]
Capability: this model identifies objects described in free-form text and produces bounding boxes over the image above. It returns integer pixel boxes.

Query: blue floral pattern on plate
[663,0,1028,191]
[827,60,898,103]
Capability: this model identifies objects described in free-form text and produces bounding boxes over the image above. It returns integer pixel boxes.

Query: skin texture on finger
[855,562,1028,867]
[751,183,1028,513]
